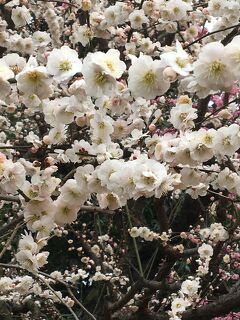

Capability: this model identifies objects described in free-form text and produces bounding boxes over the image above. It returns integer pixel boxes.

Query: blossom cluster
[0,0,239,319]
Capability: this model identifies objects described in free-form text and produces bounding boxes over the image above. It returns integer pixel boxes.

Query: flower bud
[148,123,156,132]
[6,103,16,113]
[43,135,51,145]
[163,67,178,82]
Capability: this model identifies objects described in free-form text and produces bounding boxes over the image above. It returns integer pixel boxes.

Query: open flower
[171,297,190,314]
[16,57,52,99]
[54,198,80,226]
[181,279,200,296]
[46,46,82,82]
[71,24,93,47]
[193,42,234,91]
[161,40,192,76]
[82,60,117,97]
[198,243,213,259]
[11,5,32,28]
[1,53,26,76]
[169,98,197,130]
[32,31,51,48]
[128,54,170,99]
[0,62,14,80]
[82,49,125,97]
[129,9,149,29]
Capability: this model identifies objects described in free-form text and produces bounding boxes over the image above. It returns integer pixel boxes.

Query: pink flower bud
[149,123,156,132]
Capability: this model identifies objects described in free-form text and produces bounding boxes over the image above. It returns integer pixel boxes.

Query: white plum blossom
[161,40,192,76]
[181,279,200,297]
[71,24,93,46]
[164,0,192,21]
[214,124,240,156]
[97,192,122,210]
[54,198,80,226]
[171,297,190,314]
[0,62,14,80]
[169,97,197,130]
[15,232,49,272]
[46,46,82,82]
[1,2,240,318]
[11,6,32,28]
[128,54,170,99]
[198,243,214,259]
[129,9,149,29]
[216,168,240,195]
[60,179,87,206]
[82,60,116,97]
[1,53,26,75]
[81,49,126,97]
[16,57,53,99]
[32,31,51,48]
[193,42,235,91]
[209,223,229,242]
[0,160,26,193]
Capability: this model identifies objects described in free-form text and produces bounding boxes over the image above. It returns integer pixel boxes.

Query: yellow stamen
[59,60,72,72]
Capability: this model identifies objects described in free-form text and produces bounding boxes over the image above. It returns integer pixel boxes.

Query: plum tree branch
[0,262,96,320]
[185,23,240,48]
[182,288,240,320]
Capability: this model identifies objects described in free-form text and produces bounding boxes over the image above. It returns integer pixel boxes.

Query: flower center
[143,175,155,185]
[29,189,38,198]
[107,193,116,202]
[38,37,45,43]
[98,121,106,129]
[106,60,114,71]
[134,15,142,23]
[173,7,180,14]
[27,71,42,82]
[117,125,124,132]
[84,28,93,38]
[223,137,231,145]
[196,143,207,152]
[10,65,20,74]
[178,95,191,104]
[208,60,225,78]
[63,207,70,215]
[213,3,221,10]
[203,134,213,144]
[95,72,108,85]
[143,70,156,86]
[128,177,135,186]
[176,57,188,68]
[179,112,188,120]
[59,60,72,72]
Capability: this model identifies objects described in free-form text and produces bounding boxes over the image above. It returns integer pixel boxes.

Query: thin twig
[67,287,97,320]
[126,204,144,278]
[60,168,77,187]
[37,0,79,8]
[0,145,31,149]
[196,98,239,125]
[0,223,20,259]
[81,205,113,214]
[0,195,21,203]
[185,23,240,48]
[38,276,80,320]
[0,263,95,320]
[0,215,24,238]
[208,190,239,203]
